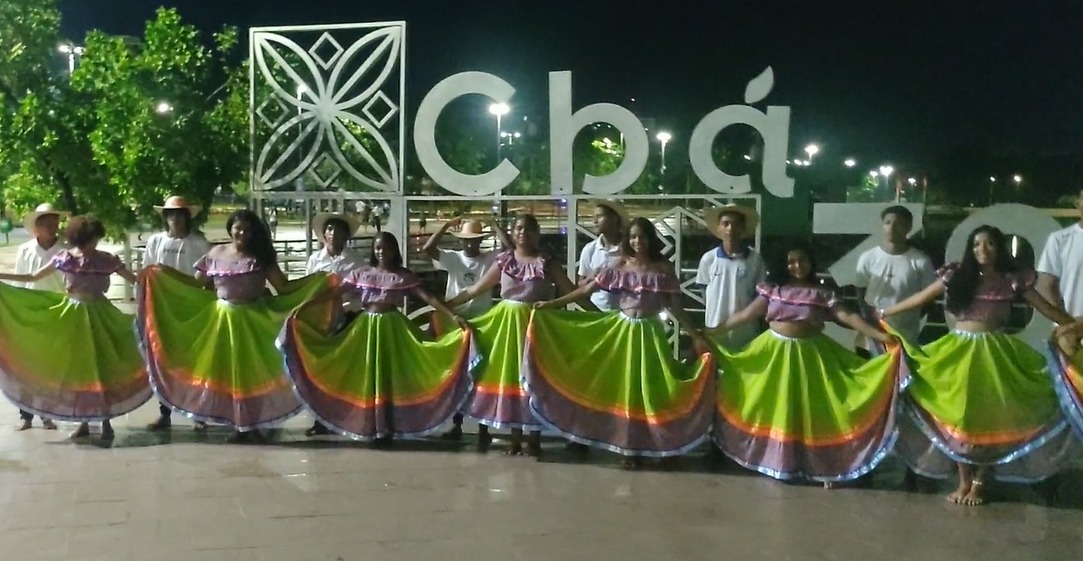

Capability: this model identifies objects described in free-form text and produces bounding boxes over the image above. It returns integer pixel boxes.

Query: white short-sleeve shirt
[854,246,937,342]
[143,232,212,276]
[578,238,623,311]
[434,249,497,318]
[1037,224,1083,317]
[12,239,67,292]
[696,245,766,348]
[306,247,366,312]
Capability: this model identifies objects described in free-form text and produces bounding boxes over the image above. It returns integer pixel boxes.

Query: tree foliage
[0,1,246,235]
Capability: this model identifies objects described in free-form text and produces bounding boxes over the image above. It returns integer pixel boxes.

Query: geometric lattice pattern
[249,22,405,193]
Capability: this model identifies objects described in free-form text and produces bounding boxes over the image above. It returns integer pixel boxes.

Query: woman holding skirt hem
[136,209,331,443]
[882,225,1078,506]
[278,232,478,446]
[708,241,902,486]
[528,218,714,470]
[0,215,148,441]
[446,214,579,457]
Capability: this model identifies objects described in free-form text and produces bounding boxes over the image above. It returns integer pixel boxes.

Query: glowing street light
[58,43,84,75]
[804,143,820,162]
[844,158,856,168]
[155,101,173,114]
[656,131,672,175]
[879,165,894,178]
[488,102,511,162]
[1013,174,1023,184]
[907,177,917,186]
[869,170,879,178]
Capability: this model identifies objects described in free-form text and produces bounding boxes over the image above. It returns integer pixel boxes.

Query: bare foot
[71,423,90,439]
[959,480,986,506]
[525,432,542,458]
[16,419,32,431]
[947,480,972,504]
[439,425,463,441]
[42,419,57,430]
[100,421,114,441]
[822,481,837,490]
[146,416,171,432]
[476,426,492,452]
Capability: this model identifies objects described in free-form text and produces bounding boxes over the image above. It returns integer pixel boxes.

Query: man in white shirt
[1038,189,1083,320]
[145,196,213,431]
[423,215,511,440]
[303,212,366,437]
[854,205,937,349]
[12,203,70,430]
[577,200,630,312]
[697,204,766,350]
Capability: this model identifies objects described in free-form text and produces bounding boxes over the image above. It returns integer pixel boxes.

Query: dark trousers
[19,410,50,421]
[159,402,171,417]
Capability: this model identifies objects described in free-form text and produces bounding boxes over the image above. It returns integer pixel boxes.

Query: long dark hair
[369,231,403,268]
[620,217,666,263]
[226,209,277,268]
[767,240,818,285]
[945,225,1016,314]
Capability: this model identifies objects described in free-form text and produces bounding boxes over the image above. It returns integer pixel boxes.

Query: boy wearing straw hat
[11,203,70,430]
[424,215,512,320]
[145,196,212,431]
[578,200,630,312]
[423,215,511,440]
[696,204,766,350]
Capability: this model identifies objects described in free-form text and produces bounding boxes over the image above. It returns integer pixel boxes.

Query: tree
[0,1,247,235]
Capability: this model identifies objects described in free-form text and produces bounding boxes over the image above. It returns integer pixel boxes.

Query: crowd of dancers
[2,194,1083,507]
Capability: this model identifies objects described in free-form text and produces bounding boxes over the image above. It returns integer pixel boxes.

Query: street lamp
[1013,174,1023,184]
[489,102,510,163]
[844,158,856,168]
[656,131,672,174]
[869,170,879,178]
[58,43,84,75]
[878,165,896,201]
[804,143,820,163]
[155,101,173,114]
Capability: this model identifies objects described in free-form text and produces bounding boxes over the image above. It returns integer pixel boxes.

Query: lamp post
[488,102,510,164]
[844,158,856,168]
[879,165,895,201]
[655,131,672,191]
[804,143,819,164]
[57,44,84,75]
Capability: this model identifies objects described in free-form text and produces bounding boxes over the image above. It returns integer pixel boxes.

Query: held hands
[691,331,712,355]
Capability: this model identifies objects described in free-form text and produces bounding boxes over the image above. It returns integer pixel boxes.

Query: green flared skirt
[522,309,715,456]
[464,300,538,429]
[0,282,150,421]
[895,331,1075,481]
[712,330,902,482]
[278,300,478,440]
[136,265,333,430]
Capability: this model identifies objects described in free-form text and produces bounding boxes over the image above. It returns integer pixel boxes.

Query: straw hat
[590,199,632,226]
[703,204,759,239]
[22,203,70,234]
[153,195,203,217]
[451,219,490,240]
[313,212,363,237]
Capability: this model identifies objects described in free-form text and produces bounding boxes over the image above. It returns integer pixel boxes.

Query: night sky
[57,0,1083,174]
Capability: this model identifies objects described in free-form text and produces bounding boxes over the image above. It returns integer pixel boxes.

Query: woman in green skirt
[277,232,478,447]
[708,241,902,486]
[882,225,1078,505]
[446,214,578,456]
[137,209,331,443]
[0,215,148,441]
[528,217,714,469]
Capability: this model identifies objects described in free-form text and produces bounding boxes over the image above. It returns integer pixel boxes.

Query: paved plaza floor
[0,401,1081,561]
